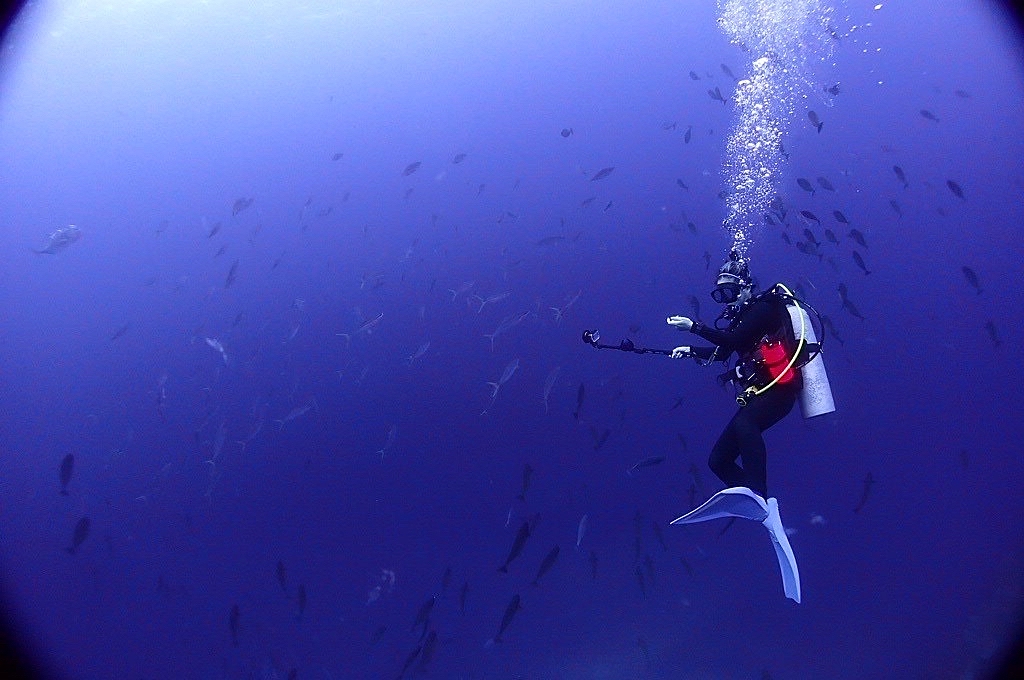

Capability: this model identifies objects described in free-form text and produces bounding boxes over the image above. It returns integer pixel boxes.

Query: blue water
[1,1,1023,678]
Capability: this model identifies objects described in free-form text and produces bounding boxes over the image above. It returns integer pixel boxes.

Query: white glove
[666,315,693,331]
[671,346,692,359]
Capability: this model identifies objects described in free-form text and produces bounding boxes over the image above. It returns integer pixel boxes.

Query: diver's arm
[689,297,776,351]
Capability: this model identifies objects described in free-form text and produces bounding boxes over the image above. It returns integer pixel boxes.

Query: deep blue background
[1,1,1023,678]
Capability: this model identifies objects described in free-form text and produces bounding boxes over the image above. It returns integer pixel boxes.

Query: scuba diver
[581,249,833,601]
[665,250,800,499]
[664,250,835,603]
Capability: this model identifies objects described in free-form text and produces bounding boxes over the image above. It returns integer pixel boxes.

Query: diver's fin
[762,497,801,603]
[671,488,801,603]
[670,486,768,525]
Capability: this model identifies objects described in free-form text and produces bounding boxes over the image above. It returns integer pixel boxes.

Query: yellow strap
[746,283,805,398]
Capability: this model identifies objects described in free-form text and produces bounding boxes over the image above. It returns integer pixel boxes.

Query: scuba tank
[783,293,835,418]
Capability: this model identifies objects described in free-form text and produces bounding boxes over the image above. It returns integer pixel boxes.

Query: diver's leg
[708,415,746,489]
[729,409,768,497]
[738,385,799,497]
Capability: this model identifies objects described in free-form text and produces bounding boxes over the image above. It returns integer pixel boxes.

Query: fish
[580,196,597,208]
[542,366,561,413]
[797,178,816,195]
[817,176,835,192]
[824,82,841,96]
[276,560,288,595]
[821,314,845,346]
[833,209,850,225]
[708,86,726,104]
[893,165,909,189]
[838,284,865,320]
[66,516,90,554]
[229,604,240,646]
[591,427,610,451]
[803,228,819,246]
[493,593,521,643]
[440,566,452,596]
[406,341,430,365]
[331,151,343,161]
[947,179,966,200]
[573,383,585,421]
[781,232,792,245]
[483,358,519,414]
[276,399,316,430]
[59,454,74,495]
[483,311,530,352]
[296,583,307,621]
[517,463,534,501]
[32,224,82,255]
[336,311,384,346]
[213,245,227,258]
[498,520,531,573]
[590,166,615,181]
[536,235,566,247]
[704,251,711,270]
[688,70,700,80]
[415,630,438,674]
[687,221,697,234]
[576,514,589,551]
[452,153,467,164]
[560,127,574,138]
[110,324,130,341]
[531,545,560,586]
[799,209,820,225]
[232,197,254,216]
[661,121,677,131]
[369,625,387,645]
[472,290,511,314]
[207,221,222,238]
[634,564,647,598]
[889,199,902,218]
[848,228,868,248]
[225,259,239,288]
[824,228,839,245]
[628,455,666,476]
[459,581,469,615]
[854,472,874,513]
[376,424,396,461]
[684,125,692,143]
[410,595,435,638]
[401,161,421,176]
[985,321,1002,348]
[396,645,421,679]
[688,294,701,320]
[920,109,940,122]
[676,178,689,190]
[652,521,667,552]
[551,290,581,323]
[720,63,737,80]
[962,266,982,294]
[808,110,823,132]
[204,337,228,366]
[852,251,871,275]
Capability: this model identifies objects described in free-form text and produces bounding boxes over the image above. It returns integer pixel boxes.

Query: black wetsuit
[686,290,801,498]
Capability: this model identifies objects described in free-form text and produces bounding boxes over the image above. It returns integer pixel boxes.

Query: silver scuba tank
[783,294,836,418]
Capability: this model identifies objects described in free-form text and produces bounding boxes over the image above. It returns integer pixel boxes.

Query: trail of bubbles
[717,0,839,260]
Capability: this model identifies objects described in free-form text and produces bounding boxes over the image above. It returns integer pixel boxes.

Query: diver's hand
[671,346,692,359]
[666,315,693,331]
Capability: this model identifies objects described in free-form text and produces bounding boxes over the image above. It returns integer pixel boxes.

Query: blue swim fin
[671,487,801,603]
[670,486,768,524]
